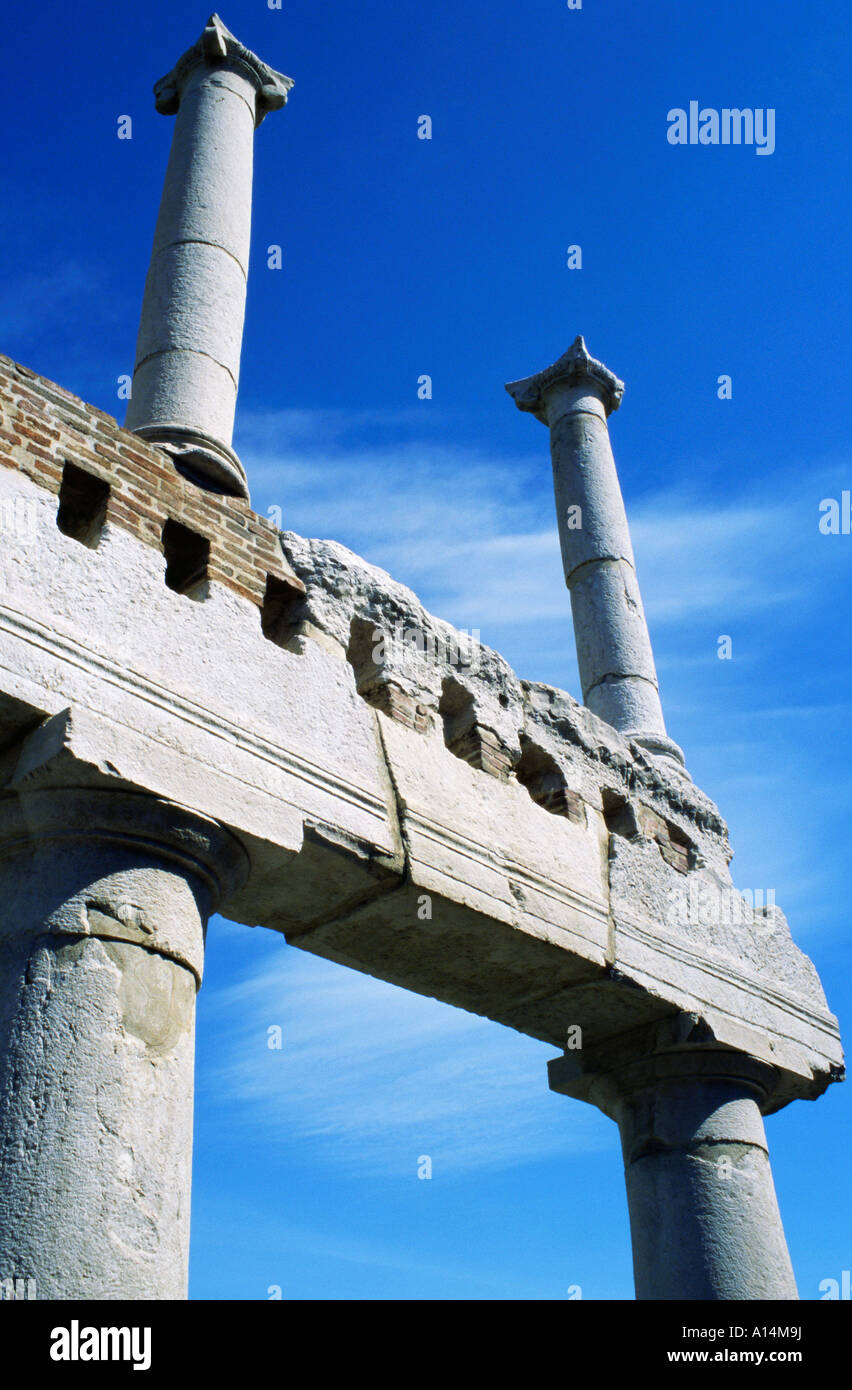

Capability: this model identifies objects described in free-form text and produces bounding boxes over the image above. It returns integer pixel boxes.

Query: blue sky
[3,0,849,1299]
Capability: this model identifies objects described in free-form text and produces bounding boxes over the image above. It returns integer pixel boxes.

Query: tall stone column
[124,14,293,500]
[549,1022,799,1300]
[0,789,247,1300]
[506,338,683,768]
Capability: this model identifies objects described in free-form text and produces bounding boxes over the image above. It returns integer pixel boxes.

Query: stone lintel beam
[125,14,293,501]
[0,787,247,1299]
[549,1014,799,1300]
[506,339,683,769]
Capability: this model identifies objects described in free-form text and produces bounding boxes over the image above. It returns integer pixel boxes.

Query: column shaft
[506,338,683,766]
[124,64,257,474]
[549,1042,800,1301]
[124,15,293,499]
[0,790,245,1300]
[547,380,667,738]
[616,1073,798,1300]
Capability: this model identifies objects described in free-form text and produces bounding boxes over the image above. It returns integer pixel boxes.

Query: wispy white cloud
[237,406,834,638]
[631,502,807,622]
[200,937,611,1177]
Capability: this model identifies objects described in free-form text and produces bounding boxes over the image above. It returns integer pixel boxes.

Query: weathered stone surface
[550,1025,800,1298]
[506,338,678,758]
[0,425,840,1101]
[0,361,843,1301]
[0,790,245,1300]
[125,15,293,498]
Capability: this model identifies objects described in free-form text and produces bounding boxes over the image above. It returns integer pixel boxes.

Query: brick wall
[0,354,304,607]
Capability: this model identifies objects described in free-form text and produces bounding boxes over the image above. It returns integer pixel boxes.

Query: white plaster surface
[0,464,840,1099]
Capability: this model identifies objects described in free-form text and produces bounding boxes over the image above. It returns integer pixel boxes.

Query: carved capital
[153,13,294,127]
[505,335,625,422]
[548,1011,803,1117]
[0,787,249,981]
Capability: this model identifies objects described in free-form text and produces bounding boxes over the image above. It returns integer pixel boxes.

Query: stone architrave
[124,14,293,499]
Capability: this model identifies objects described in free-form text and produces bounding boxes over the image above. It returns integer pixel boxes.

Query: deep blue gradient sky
[2,0,849,1300]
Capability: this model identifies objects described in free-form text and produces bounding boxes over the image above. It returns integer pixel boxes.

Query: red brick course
[0,354,304,608]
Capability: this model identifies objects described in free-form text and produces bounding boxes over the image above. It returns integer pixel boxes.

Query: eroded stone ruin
[0,14,842,1301]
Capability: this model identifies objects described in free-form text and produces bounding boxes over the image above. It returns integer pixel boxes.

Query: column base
[129,422,250,501]
[629,731,688,775]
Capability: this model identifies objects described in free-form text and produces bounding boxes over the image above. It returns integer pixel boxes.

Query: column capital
[154,13,294,128]
[550,1012,802,1299]
[548,1012,786,1119]
[505,335,625,422]
[0,788,248,981]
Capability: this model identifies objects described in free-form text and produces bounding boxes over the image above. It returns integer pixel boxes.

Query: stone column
[0,788,247,1300]
[506,338,683,768]
[124,14,293,500]
[549,1024,799,1300]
